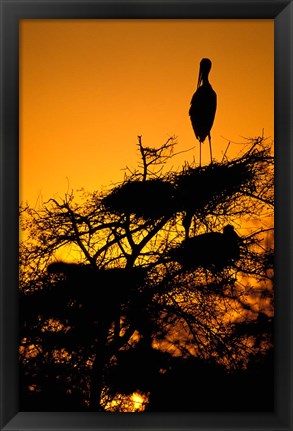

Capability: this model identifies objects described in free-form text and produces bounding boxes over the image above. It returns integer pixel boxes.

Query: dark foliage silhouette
[104,341,172,396]
[19,136,274,412]
[148,348,274,412]
[189,58,217,165]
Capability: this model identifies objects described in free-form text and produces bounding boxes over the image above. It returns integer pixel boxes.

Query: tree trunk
[89,324,109,411]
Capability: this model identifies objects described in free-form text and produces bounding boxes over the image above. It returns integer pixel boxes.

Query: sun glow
[103,391,149,412]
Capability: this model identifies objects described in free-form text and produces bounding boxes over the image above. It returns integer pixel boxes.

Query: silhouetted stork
[189,58,217,166]
[170,224,241,271]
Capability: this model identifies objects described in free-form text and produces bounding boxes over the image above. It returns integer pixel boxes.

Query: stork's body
[189,58,217,166]
[171,225,241,271]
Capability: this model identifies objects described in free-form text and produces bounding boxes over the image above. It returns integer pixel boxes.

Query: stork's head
[223,224,239,239]
[197,58,212,88]
[223,224,236,234]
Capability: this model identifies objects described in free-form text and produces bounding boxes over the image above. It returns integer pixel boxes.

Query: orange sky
[19,19,274,208]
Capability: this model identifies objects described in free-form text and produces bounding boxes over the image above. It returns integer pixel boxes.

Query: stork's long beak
[197,64,202,89]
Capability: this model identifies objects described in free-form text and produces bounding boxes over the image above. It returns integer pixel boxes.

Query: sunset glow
[19,19,274,413]
[19,19,273,207]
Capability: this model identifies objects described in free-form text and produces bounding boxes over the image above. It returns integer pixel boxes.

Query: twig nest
[46,263,147,321]
[102,179,175,219]
[173,158,254,214]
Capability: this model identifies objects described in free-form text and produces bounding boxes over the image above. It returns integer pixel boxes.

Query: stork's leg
[199,141,202,167]
[183,211,192,240]
[208,134,213,164]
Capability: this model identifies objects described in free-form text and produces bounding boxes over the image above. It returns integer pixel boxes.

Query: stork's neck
[201,73,210,85]
[198,58,212,88]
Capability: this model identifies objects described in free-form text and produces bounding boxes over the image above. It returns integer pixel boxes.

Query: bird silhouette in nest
[170,224,241,271]
[189,58,217,166]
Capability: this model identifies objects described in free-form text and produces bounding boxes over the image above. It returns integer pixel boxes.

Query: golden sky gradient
[19,19,274,207]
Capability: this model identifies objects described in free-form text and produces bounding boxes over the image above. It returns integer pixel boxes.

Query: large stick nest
[102,144,272,220]
[102,178,175,220]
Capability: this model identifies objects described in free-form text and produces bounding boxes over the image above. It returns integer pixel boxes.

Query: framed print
[0,1,292,430]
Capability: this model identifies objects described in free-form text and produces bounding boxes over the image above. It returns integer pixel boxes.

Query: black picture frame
[0,1,292,430]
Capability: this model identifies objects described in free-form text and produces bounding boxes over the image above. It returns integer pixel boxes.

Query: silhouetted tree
[19,136,274,412]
